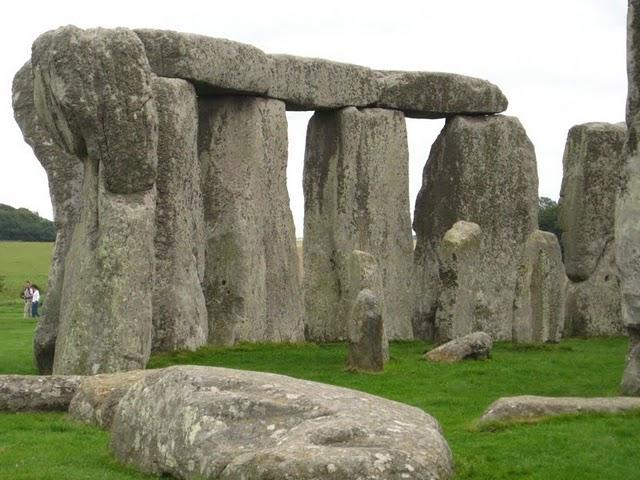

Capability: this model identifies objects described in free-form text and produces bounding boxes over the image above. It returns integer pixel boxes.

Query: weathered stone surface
[621,328,640,396]
[346,250,389,362]
[31,26,158,375]
[425,331,492,363]
[478,395,640,426]
[619,0,640,396]
[558,122,627,281]
[152,77,207,353]
[0,375,82,411]
[303,108,414,342]
[346,289,385,372]
[375,71,508,119]
[434,221,482,344]
[564,243,625,336]
[413,115,538,341]
[513,230,566,343]
[268,54,380,110]
[135,29,271,96]
[199,96,304,345]
[69,370,151,429]
[12,61,84,374]
[110,366,453,479]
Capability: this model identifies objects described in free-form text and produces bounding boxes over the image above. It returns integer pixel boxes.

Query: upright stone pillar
[152,77,207,352]
[413,115,538,340]
[12,62,84,374]
[559,123,626,336]
[30,26,158,375]
[303,107,414,342]
[198,96,304,345]
[619,0,640,395]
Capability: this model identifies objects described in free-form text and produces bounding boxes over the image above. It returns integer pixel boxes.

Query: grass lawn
[0,241,639,479]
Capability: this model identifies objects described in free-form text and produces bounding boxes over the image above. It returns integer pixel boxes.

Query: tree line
[0,204,55,241]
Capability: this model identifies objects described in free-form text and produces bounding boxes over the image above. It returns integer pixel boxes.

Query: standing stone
[413,115,538,341]
[346,289,385,372]
[434,221,482,344]
[559,123,627,281]
[31,26,158,375]
[564,244,625,336]
[152,77,207,353]
[303,107,414,341]
[618,0,640,395]
[12,61,84,374]
[513,230,566,343]
[198,96,304,345]
[346,250,389,362]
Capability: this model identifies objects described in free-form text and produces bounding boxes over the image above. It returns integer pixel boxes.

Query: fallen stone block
[69,370,152,429]
[425,331,492,363]
[478,395,640,426]
[0,375,82,412]
[110,366,453,479]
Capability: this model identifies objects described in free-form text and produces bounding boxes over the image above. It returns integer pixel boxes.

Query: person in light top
[22,281,33,319]
[31,285,41,318]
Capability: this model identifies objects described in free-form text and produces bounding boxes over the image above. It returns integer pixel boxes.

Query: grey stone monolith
[413,115,538,341]
[559,123,627,282]
[303,107,414,342]
[31,26,158,375]
[198,96,304,346]
[513,230,566,343]
[618,0,640,395]
[434,221,482,344]
[152,77,207,352]
[12,61,84,374]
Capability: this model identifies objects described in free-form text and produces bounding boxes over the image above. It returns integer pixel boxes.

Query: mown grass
[0,241,53,305]
[0,241,639,479]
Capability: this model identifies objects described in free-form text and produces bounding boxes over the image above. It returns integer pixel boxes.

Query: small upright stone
[621,328,640,396]
[435,221,482,344]
[425,331,493,363]
[346,289,385,372]
[513,230,566,343]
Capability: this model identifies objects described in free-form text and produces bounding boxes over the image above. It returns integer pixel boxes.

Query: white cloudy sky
[0,0,627,237]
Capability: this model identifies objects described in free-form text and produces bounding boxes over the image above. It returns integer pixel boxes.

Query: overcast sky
[0,0,627,237]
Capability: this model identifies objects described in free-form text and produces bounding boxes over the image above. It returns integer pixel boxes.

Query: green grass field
[0,241,639,479]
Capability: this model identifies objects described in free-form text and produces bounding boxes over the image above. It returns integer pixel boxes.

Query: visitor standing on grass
[21,281,33,319]
[31,285,40,318]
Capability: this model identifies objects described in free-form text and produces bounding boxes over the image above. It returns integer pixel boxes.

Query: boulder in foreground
[478,395,640,426]
[110,365,453,479]
[426,332,493,363]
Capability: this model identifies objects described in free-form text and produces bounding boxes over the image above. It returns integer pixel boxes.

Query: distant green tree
[538,197,562,240]
[0,204,55,241]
